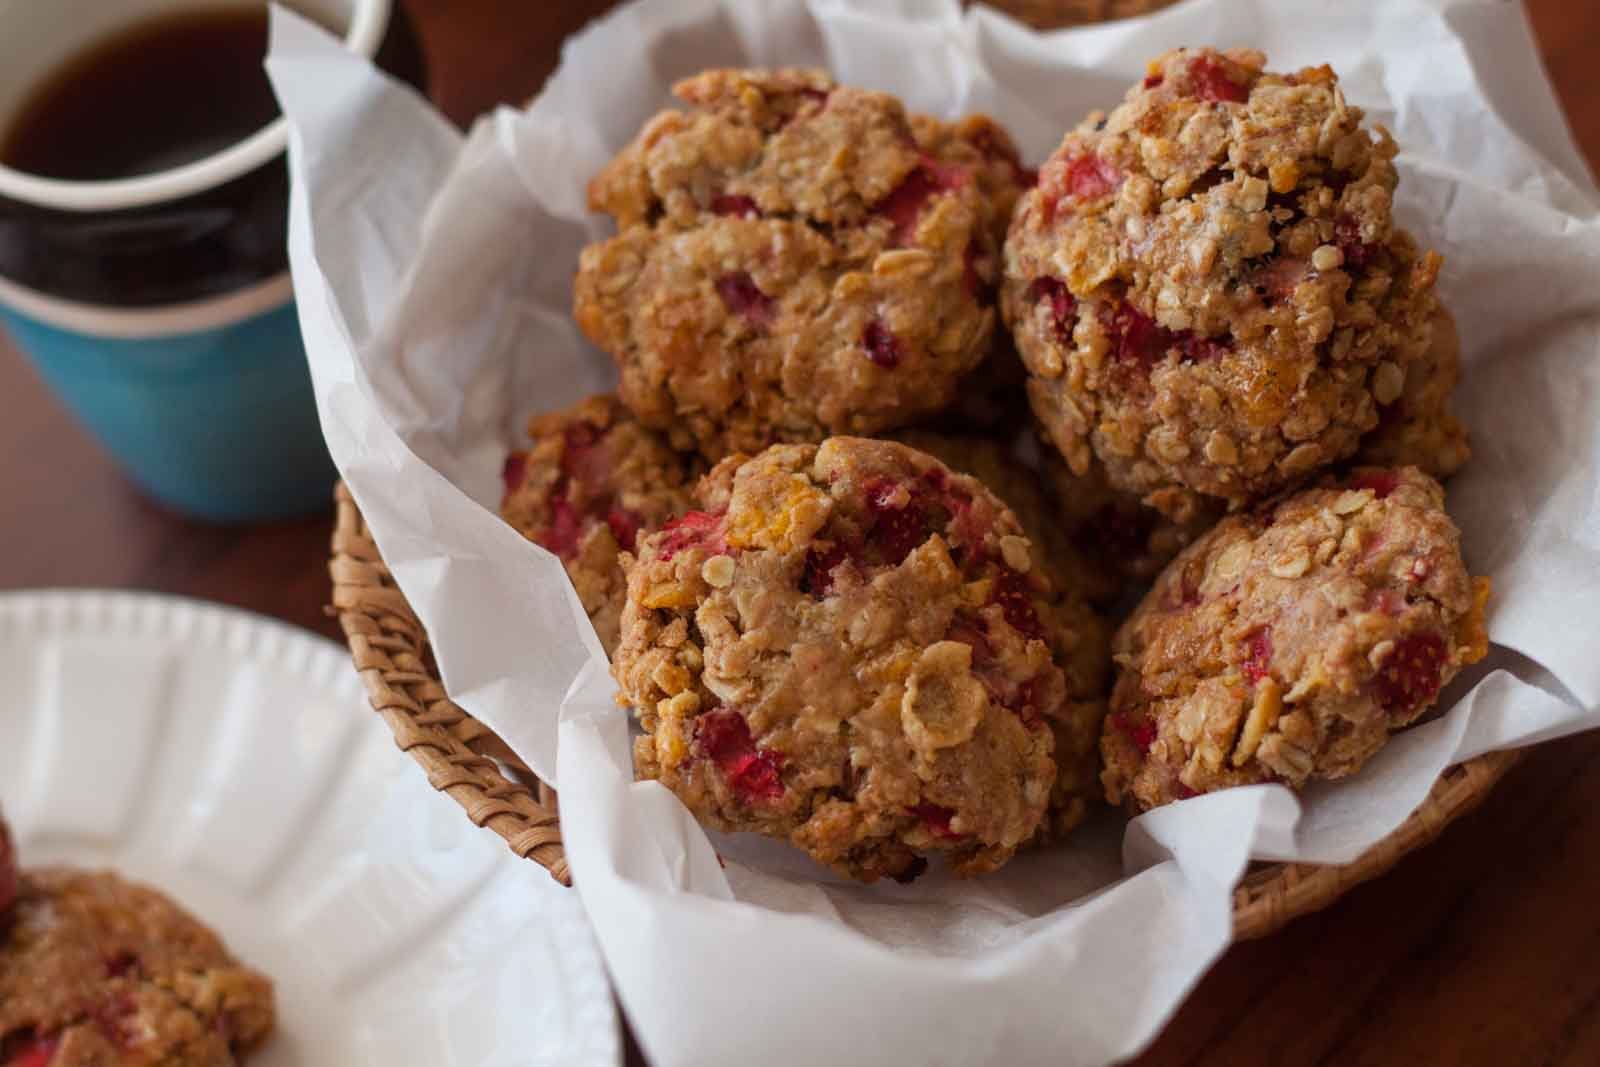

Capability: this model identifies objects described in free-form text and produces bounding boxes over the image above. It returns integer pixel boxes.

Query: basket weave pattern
[329,485,1520,937]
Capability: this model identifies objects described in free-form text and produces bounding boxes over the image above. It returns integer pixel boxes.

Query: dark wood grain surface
[1,2,1596,1064]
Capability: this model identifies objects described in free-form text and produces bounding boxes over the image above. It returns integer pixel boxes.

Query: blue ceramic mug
[0,0,423,521]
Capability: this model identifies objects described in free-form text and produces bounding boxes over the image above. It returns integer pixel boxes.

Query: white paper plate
[0,591,619,1067]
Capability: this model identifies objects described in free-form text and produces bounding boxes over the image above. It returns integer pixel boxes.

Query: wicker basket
[328,484,1521,939]
[322,0,1523,942]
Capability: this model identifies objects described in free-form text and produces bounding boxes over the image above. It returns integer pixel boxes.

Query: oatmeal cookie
[575,68,1010,459]
[612,437,1109,880]
[909,114,1036,432]
[0,869,274,1066]
[893,431,1115,833]
[1357,307,1470,478]
[501,395,699,654]
[1101,466,1489,811]
[895,430,1120,606]
[1041,446,1221,585]
[1003,47,1441,515]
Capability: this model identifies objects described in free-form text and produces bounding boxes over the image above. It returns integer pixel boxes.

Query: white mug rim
[0,0,390,213]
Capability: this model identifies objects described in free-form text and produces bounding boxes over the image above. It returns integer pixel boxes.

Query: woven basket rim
[327,482,1522,938]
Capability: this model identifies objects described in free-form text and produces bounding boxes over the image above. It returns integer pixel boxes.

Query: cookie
[0,869,275,1066]
[501,395,700,654]
[1003,48,1441,515]
[895,429,1121,606]
[575,68,1011,459]
[1040,445,1221,586]
[612,436,1109,880]
[1101,466,1489,811]
[892,431,1116,833]
[1356,307,1470,478]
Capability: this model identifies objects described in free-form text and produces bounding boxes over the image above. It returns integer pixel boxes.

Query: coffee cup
[0,0,424,521]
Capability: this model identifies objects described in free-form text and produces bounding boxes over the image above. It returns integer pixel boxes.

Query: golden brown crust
[1101,466,1488,811]
[1003,48,1441,514]
[575,69,1014,459]
[1356,307,1470,478]
[500,395,701,654]
[612,437,1109,880]
[0,869,274,1066]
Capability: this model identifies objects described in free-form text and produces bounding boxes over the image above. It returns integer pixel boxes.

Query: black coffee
[1,8,282,180]
[0,4,426,307]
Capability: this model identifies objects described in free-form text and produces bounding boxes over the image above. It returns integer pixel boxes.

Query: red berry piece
[861,318,905,369]
[537,496,585,561]
[715,271,776,327]
[1104,301,1229,371]
[1041,152,1124,219]
[1187,55,1249,103]
[1350,470,1400,499]
[1334,214,1379,270]
[1026,276,1078,344]
[1143,74,1165,89]
[990,567,1045,641]
[657,510,727,562]
[1242,627,1274,684]
[6,1036,60,1067]
[1368,587,1404,616]
[710,194,760,218]
[605,507,644,552]
[875,158,969,246]
[696,709,785,803]
[1374,632,1448,717]
[945,616,994,668]
[559,421,609,488]
[864,478,928,565]
[800,543,850,597]
[500,450,528,497]
[1111,711,1158,754]
[92,993,140,1048]
[1106,302,1169,368]
[909,803,964,840]
[104,951,139,979]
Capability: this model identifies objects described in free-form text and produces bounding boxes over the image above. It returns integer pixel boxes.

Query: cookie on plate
[612,436,1109,880]
[0,869,275,1066]
[1003,47,1441,516]
[501,394,700,654]
[1101,466,1489,811]
[575,68,1012,459]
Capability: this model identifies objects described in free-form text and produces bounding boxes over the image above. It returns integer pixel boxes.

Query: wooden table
[3,2,1597,1064]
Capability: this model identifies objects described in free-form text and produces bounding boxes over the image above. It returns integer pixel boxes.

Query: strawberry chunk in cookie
[1102,466,1489,811]
[613,437,1110,880]
[501,395,702,656]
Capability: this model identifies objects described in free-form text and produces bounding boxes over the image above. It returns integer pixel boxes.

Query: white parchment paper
[268,1,1600,1063]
